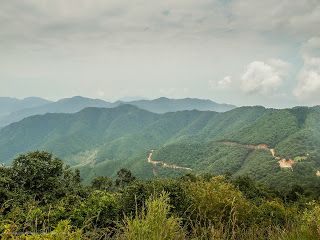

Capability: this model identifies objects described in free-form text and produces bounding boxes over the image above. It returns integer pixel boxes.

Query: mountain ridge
[0,104,319,189]
[0,96,236,127]
[0,97,51,117]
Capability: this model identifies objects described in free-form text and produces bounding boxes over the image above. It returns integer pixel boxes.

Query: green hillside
[0,105,319,188]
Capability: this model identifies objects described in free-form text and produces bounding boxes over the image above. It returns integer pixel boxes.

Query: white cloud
[209,76,232,89]
[241,59,290,95]
[293,37,320,101]
[293,68,320,100]
[219,76,232,88]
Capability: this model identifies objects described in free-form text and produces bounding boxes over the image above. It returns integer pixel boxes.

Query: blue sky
[0,0,319,107]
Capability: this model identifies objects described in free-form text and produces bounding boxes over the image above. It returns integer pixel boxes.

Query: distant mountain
[127,97,236,113]
[0,104,319,190]
[119,96,147,102]
[0,96,114,127]
[0,97,51,117]
[0,96,233,127]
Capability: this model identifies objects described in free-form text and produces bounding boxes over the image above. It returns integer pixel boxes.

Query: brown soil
[147,150,192,174]
[220,141,296,171]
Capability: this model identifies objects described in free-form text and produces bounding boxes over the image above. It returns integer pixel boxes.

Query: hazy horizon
[2,95,320,109]
[1,1,319,108]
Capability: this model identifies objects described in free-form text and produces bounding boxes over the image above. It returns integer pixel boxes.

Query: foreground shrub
[119,192,185,240]
[255,200,288,227]
[2,220,82,240]
[186,176,253,229]
[301,202,320,238]
[71,191,120,230]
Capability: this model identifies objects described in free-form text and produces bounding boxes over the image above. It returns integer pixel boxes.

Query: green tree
[91,176,113,191]
[115,168,136,188]
[0,166,15,207]
[10,151,81,202]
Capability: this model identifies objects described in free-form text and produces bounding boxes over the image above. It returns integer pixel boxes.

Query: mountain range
[0,103,319,190]
[0,96,235,128]
[0,97,51,118]
[126,97,235,113]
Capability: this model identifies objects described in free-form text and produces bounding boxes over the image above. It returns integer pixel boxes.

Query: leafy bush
[119,192,185,240]
[2,151,320,239]
[186,176,253,228]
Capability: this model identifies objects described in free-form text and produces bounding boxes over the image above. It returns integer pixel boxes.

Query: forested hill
[0,104,216,165]
[0,96,235,128]
[0,104,319,188]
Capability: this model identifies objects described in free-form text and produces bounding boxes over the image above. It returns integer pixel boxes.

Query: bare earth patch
[147,150,192,176]
[220,141,307,171]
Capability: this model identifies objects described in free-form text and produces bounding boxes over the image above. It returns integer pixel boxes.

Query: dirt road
[147,150,192,171]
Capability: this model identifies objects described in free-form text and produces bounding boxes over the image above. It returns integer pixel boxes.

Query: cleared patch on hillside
[220,141,308,171]
[147,150,192,176]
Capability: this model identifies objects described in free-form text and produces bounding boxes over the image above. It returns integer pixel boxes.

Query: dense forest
[1,151,320,239]
[1,105,320,190]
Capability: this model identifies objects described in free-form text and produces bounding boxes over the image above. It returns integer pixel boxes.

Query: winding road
[146,141,307,174]
[147,150,192,172]
[220,141,295,170]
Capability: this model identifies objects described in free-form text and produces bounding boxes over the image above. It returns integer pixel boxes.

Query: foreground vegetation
[1,151,320,239]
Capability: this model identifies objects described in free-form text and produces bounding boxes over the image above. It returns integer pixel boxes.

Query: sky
[0,0,320,108]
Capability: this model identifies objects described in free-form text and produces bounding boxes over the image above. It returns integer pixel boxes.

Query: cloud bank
[241,59,290,95]
[293,37,320,103]
[0,0,319,107]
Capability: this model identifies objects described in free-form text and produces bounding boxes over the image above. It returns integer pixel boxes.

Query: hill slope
[0,105,319,188]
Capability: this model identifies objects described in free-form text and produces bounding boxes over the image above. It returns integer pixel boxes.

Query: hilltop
[0,96,235,127]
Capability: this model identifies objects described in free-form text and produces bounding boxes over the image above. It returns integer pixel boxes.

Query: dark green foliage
[1,105,320,189]
[224,109,300,146]
[71,191,120,230]
[1,151,320,239]
[285,185,305,202]
[10,151,81,202]
[115,168,136,188]
[119,181,149,216]
[91,176,113,191]
[232,176,272,201]
[0,151,82,206]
